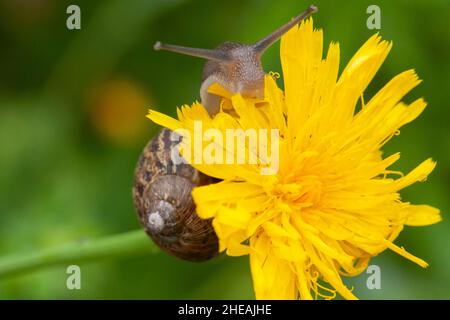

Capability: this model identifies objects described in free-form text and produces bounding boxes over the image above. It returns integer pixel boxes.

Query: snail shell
[133,128,219,261]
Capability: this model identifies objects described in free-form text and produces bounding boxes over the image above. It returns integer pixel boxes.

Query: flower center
[270,175,323,209]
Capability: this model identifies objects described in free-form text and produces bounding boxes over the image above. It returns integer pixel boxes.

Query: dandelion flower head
[147,18,441,300]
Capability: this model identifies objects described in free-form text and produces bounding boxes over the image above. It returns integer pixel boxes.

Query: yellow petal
[216,206,252,229]
[390,158,436,191]
[384,240,429,268]
[404,205,441,226]
[146,109,182,131]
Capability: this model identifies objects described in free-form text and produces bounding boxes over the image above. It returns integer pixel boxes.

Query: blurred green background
[0,0,448,299]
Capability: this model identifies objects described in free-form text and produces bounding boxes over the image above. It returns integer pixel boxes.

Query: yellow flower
[147,18,441,300]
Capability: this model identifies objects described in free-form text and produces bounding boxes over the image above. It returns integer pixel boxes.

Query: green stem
[0,230,159,279]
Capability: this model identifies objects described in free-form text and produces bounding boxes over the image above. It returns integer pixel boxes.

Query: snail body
[133,6,317,261]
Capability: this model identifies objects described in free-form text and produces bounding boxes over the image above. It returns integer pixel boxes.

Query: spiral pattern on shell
[133,128,219,261]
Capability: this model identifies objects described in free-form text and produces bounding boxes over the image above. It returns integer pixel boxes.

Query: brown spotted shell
[133,128,219,261]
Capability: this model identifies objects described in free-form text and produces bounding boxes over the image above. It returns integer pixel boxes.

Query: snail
[132,5,318,262]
